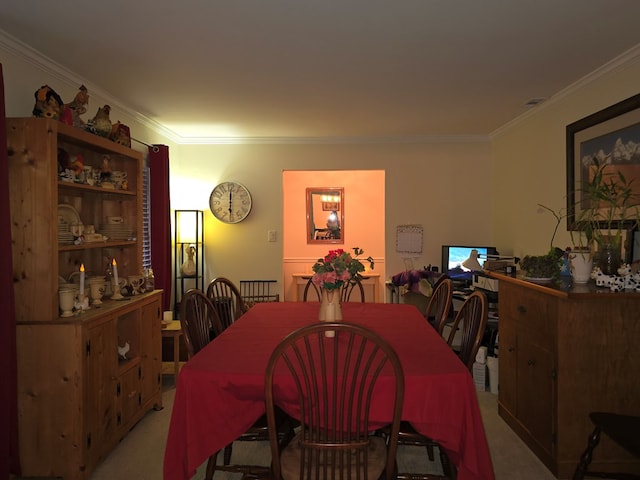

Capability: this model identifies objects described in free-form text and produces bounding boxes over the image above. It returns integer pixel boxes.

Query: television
[441,245,499,282]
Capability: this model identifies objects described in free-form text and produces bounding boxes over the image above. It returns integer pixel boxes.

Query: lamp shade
[175,210,202,244]
[462,249,483,271]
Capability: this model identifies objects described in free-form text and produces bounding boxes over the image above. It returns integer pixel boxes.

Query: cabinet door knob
[527,359,536,366]
[517,304,527,314]
[508,346,515,353]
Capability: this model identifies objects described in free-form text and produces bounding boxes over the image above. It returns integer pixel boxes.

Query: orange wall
[283,170,385,301]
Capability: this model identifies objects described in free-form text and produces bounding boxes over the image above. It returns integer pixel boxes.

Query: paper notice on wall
[396,225,423,254]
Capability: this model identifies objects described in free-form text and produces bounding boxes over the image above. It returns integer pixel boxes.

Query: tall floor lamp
[174,210,204,317]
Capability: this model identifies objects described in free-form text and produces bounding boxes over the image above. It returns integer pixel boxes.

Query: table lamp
[462,249,484,271]
[462,250,520,272]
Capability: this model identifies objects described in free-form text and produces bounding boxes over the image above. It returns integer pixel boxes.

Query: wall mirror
[306,187,344,244]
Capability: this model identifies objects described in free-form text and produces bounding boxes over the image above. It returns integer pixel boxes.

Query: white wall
[172,141,493,298]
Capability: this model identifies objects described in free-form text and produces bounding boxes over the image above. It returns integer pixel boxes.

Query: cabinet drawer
[501,284,556,350]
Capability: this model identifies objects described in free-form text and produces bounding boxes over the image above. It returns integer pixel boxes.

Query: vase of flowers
[312,247,374,327]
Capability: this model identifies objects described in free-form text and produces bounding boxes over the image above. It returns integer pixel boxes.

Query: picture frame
[306,187,344,244]
[632,230,640,263]
[566,93,640,230]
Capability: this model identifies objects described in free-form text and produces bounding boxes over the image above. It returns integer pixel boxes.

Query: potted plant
[519,203,566,281]
[520,248,565,281]
[574,157,640,274]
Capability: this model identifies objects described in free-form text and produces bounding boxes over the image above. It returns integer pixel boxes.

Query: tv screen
[441,245,499,280]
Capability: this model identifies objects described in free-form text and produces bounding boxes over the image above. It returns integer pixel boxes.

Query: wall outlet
[268,230,277,242]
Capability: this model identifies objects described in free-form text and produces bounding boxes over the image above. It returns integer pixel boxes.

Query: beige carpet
[80,380,558,480]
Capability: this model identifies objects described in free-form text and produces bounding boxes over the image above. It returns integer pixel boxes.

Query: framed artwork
[566,93,640,229]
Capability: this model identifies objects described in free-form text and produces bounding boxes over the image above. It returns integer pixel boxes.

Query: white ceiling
[1,0,640,142]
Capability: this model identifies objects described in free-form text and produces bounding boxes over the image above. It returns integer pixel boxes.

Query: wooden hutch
[7,117,163,480]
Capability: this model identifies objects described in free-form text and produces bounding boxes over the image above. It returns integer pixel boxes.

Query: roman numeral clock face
[209,182,252,224]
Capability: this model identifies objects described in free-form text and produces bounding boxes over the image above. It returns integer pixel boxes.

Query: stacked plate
[100,223,133,241]
[58,204,81,244]
[58,222,74,244]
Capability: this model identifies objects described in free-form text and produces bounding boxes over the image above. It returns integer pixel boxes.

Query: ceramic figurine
[64,84,89,128]
[32,85,64,119]
[109,121,131,147]
[87,104,112,137]
[100,155,112,183]
[118,341,130,360]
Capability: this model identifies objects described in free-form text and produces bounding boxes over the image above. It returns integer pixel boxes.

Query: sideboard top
[487,272,640,299]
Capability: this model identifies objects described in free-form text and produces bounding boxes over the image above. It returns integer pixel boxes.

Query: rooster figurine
[64,85,89,128]
[118,341,130,360]
[87,104,112,137]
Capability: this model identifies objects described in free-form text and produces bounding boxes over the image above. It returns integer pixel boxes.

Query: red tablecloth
[163,302,494,480]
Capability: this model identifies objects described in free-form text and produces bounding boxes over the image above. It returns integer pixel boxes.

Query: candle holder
[58,286,77,317]
[89,277,105,305]
[111,288,124,300]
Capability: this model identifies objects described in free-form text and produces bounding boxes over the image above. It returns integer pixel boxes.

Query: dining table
[163,302,495,480]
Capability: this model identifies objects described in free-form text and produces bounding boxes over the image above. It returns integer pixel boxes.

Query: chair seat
[280,432,388,480]
[573,412,640,480]
[591,412,640,458]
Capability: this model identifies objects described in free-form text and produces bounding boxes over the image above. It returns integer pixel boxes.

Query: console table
[292,273,381,302]
[489,272,640,478]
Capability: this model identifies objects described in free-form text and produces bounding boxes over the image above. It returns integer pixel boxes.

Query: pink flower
[311,247,374,290]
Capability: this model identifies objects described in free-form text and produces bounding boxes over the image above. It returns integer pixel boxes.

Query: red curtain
[149,145,172,312]
[0,64,21,475]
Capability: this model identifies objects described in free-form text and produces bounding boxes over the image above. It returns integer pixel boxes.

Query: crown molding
[174,134,490,145]
[490,42,640,139]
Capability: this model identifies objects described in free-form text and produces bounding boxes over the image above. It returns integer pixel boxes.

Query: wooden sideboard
[490,273,640,478]
[292,273,381,302]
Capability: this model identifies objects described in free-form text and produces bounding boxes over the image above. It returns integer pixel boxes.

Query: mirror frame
[306,187,344,244]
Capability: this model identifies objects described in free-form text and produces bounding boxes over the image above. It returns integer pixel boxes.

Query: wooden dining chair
[265,321,405,480]
[179,288,224,359]
[302,277,321,302]
[206,277,249,329]
[303,277,366,303]
[341,277,366,302]
[182,288,292,479]
[572,412,640,480]
[446,290,488,370]
[426,276,453,336]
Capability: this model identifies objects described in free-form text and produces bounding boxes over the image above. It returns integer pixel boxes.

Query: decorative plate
[58,203,81,227]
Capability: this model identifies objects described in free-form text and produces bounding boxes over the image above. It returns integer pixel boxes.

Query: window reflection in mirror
[306,187,344,244]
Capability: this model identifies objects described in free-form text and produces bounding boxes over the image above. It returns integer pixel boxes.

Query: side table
[161,320,183,384]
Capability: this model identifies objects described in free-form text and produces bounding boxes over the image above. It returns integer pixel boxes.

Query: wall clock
[209,181,252,224]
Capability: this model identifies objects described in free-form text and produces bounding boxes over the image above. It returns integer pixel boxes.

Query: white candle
[79,264,85,298]
[112,258,119,289]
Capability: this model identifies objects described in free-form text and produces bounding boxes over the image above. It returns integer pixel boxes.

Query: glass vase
[596,242,621,276]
